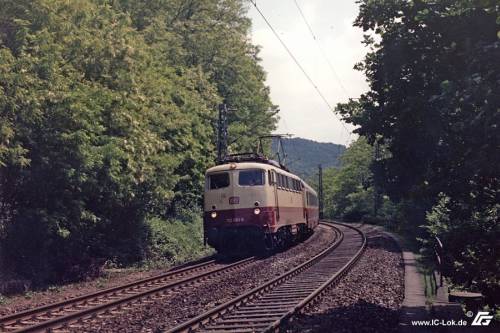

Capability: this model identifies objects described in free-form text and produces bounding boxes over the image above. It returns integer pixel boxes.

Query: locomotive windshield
[239,169,265,186]
[208,173,230,189]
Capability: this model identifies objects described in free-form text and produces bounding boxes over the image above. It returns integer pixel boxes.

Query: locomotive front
[203,162,275,252]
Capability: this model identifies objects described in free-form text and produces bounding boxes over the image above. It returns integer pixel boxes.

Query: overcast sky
[247,0,369,146]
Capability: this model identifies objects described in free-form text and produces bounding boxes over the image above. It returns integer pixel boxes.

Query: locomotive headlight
[253,208,261,215]
[210,211,217,219]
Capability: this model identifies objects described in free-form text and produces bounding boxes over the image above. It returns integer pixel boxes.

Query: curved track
[0,222,363,333]
[167,222,366,333]
[0,257,255,332]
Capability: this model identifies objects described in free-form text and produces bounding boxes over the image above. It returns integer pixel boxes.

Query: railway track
[0,222,359,332]
[0,256,256,332]
[167,222,366,333]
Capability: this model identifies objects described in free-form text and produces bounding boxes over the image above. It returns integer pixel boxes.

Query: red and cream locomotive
[203,153,319,253]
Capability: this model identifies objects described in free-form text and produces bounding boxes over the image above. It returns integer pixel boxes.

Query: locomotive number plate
[226,217,244,223]
[229,196,240,204]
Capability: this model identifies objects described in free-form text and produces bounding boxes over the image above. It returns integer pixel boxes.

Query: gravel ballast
[0,267,181,317]
[2,223,404,333]
[284,224,404,333]
[77,225,336,332]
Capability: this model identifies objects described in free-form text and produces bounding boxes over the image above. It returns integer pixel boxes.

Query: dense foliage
[335,0,499,306]
[0,0,276,284]
[323,138,372,219]
[321,138,395,223]
[272,137,345,179]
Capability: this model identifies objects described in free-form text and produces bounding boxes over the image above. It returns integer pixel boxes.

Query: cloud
[248,0,368,146]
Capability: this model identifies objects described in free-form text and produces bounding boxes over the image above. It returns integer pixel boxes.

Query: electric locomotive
[203,153,319,253]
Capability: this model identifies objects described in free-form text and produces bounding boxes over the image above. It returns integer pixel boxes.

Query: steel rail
[0,257,255,332]
[166,222,353,333]
[1,258,216,324]
[263,222,366,332]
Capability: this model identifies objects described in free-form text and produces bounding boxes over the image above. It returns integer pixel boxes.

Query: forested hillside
[0,0,277,284]
[328,0,499,309]
[272,138,345,179]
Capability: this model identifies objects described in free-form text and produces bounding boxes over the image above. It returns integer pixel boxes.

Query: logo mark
[471,311,493,326]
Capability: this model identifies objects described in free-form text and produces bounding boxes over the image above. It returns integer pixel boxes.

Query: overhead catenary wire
[293,0,352,99]
[248,0,353,142]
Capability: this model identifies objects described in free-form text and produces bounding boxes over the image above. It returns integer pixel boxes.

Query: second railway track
[0,221,363,333]
[0,256,256,332]
[167,222,366,333]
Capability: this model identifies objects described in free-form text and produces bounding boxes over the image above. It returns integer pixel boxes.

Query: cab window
[208,173,230,189]
[239,169,265,186]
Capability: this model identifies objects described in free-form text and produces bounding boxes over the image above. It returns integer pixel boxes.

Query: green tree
[424,195,499,306]
[322,138,394,222]
[0,0,276,284]
[118,0,278,154]
[338,0,499,305]
[325,138,372,220]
